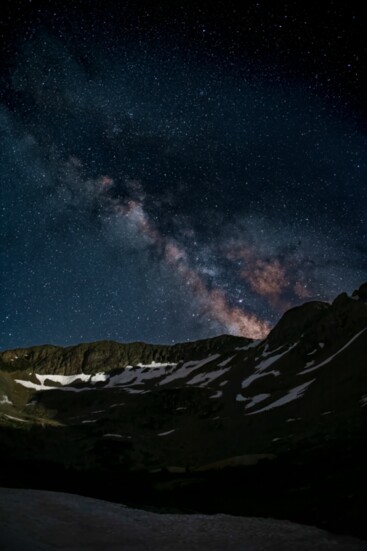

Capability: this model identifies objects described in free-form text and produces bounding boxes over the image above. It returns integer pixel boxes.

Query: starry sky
[1,1,366,348]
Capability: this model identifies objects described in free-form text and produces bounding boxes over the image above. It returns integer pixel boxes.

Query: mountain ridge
[0,283,366,538]
[2,284,366,371]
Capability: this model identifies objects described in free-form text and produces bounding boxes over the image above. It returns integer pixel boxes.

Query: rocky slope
[0,284,366,538]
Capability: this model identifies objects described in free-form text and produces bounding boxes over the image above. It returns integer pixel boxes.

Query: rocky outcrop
[266,284,367,350]
[266,301,329,348]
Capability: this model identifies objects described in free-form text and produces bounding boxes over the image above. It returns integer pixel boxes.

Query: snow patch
[159,355,220,386]
[0,395,12,405]
[254,342,298,371]
[16,373,108,392]
[210,390,223,399]
[218,356,235,367]
[245,393,271,409]
[158,429,176,436]
[241,370,280,389]
[236,393,270,408]
[301,328,367,375]
[107,363,176,388]
[235,340,260,351]
[122,388,147,394]
[36,373,107,385]
[248,380,315,415]
[136,362,177,368]
[2,414,29,423]
[236,394,247,402]
[15,379,55,391]
[262,345,284,357]
[187,366,229,386]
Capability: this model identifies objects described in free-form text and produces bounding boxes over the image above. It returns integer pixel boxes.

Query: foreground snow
[0,488,364,551]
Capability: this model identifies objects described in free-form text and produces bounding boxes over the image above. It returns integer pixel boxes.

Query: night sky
[1,1,366,348]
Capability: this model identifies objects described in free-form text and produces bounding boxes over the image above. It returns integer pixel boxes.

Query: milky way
[1,2,366,347]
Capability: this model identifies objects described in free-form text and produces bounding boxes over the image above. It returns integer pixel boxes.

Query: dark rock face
[352,282,367,302]
[267,285,367,350]
[266,301,330,348]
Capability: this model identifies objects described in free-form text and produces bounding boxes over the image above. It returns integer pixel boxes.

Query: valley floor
[0,488,365,551]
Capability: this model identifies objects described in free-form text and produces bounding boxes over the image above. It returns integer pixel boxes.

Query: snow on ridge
[15,372,108,391]
[135,361,176,368]
[262,344,284,357]
[247,380,315,415]
[106,364,173,388]
[300,327,367,375]
[35,373,108,386]
[240,342,298,390]
[105,361,184,389]
[241,370,280,390]
[158,354,221,386]
[360,395,367,407]
[217,355,235,368]
[91,373,108,382]
[14,355,221,393]
[236,393,270,408]
[36,373,89,385]
[14,379,101,392]
[254,342,298,372]
[187,366,230,387]
[235,340,261,351]
[245,393,271,409]
[15,379,56,391]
